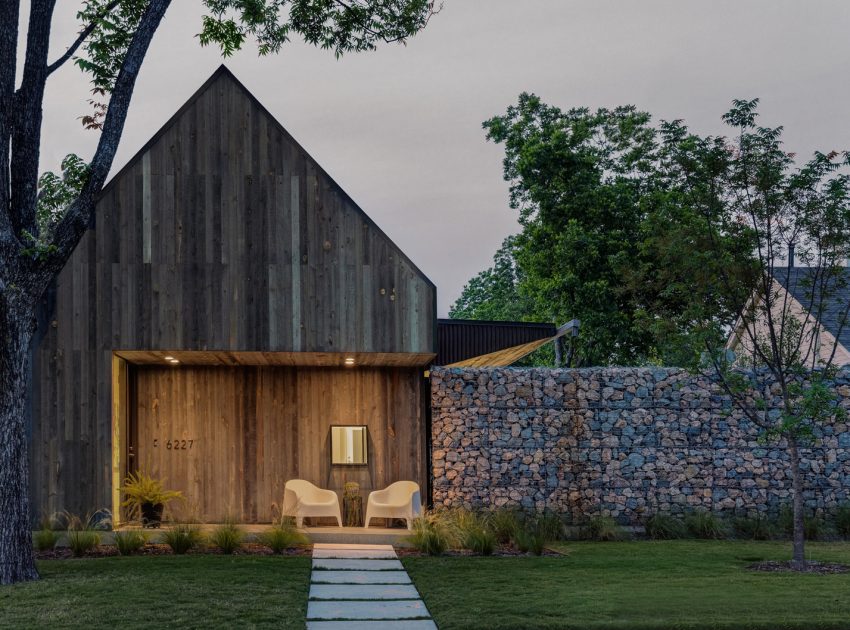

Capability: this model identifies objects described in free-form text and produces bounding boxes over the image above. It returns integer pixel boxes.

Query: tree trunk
[788,437,806,570]
[0,295,38,585]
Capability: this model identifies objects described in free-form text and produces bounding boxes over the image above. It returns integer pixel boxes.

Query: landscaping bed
[35,542,312,560]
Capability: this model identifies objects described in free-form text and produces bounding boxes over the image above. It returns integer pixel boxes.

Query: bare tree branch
[45,0,123,78]
[0,0,22,246]
[9,0,56,242]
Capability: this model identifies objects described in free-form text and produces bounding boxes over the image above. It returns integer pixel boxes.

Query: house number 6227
[153,439,194,450]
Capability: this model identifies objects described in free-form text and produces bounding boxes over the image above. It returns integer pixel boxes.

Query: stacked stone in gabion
[430,367,850,524]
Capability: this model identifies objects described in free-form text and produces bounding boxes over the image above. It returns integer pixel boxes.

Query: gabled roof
[772,266,850,350]
[97,64,434,289]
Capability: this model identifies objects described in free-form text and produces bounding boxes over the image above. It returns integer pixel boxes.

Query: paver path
[307,543,436,629]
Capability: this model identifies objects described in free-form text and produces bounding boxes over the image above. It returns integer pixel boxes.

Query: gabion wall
[430,367,850,523]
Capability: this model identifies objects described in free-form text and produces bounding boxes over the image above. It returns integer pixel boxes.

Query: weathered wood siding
[133,366,426,523]
[30,67,436,518]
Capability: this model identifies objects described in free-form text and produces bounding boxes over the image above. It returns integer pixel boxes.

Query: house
[29,66,437,524]
[726,264,850,366]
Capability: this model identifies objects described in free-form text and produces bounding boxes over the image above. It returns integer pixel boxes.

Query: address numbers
[152,438,195,450]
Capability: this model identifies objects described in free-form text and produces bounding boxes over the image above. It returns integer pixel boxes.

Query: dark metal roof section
[436,319,556,366]
[772,267,850,351]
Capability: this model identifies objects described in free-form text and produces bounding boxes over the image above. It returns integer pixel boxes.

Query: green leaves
[198,0,436,58]
[75,0,150,94]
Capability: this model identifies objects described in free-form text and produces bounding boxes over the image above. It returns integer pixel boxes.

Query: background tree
[658,99,850,570]
[0,0,437,585]
[449,236,530,321]
[456,93,746,366]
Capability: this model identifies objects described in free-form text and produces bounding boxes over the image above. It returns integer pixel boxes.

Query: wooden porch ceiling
[114,350,436,368]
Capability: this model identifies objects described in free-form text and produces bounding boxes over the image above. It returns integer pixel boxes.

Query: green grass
[404,540,850,630]
[0,555,311,629]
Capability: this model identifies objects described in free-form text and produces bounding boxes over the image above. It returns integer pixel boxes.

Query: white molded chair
[364,481,422,530]
[283,479,342,528]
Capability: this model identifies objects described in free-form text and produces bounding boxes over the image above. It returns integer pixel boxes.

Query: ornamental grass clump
[684,510,727,539]
[834,504,850,540]
[210,522,245,554]
[65,512,102,557]
[644,513,687,540]
[114,530,148,555]
[489,508,521,545]
[778,506,827,540]
[513,527,546,555]
[258,522,309,554]
[582,516,627,542]
[33,527,60,551]
[449,510,496,555]
[163,523,204,554]
[732,514,777,541]
[534,511,567,542]
[406,511,456,556]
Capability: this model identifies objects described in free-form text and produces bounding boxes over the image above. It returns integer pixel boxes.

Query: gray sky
[33,0,850,315]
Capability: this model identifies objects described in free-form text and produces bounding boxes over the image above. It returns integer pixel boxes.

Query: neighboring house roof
[727,267,850,366]
[772,267,850,352]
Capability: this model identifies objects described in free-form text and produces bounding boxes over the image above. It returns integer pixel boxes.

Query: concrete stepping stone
[313,543,395,551]
[309,584,420,600]
[310,571,411,585]
[307,621,437,630]
[312,558,404,571]
[307,599,431,621]
[313,548,398,559]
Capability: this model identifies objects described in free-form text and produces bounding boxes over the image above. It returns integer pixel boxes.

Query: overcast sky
[32,0,850,315]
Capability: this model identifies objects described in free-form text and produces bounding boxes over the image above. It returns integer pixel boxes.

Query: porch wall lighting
[344,357,355,367]
[164,355,175,361]
[168,358,180,365]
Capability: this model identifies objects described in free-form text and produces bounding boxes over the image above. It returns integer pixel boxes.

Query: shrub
[644,513,686,540]
[67,530,100,557]
[114,530,148,555]
[489,508,521,545]
[732,514,776,541]
[34,527,60,551]
[582,516,627,541]
[684,510,727,539]
[210,523,244,554]
[162,524,204,554]
[834,504,850,540]
[258,523,309,553]
[406,512,456,555]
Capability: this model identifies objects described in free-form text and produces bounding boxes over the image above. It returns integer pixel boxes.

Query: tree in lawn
[0,0,437,585]
[658,99,850,569]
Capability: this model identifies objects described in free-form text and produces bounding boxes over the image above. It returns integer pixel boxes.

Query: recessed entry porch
[111,350,433,526]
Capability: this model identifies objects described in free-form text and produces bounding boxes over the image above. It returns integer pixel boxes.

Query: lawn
[0,555,311,629]
[404,540,850,630]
